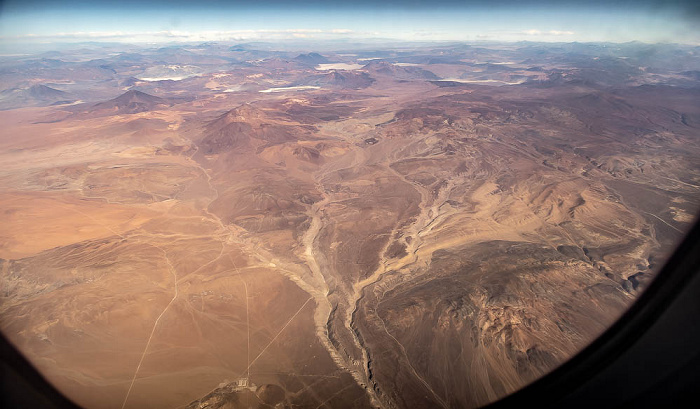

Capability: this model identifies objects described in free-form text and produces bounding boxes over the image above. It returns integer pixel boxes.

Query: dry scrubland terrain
[1,42,699,409]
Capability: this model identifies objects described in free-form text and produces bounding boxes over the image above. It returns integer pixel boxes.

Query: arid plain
[1,42,699,409]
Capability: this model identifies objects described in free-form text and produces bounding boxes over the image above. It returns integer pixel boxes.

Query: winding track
[121,245,178,409]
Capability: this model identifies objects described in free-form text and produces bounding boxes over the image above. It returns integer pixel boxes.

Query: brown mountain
[199,104,315,154]
[297,70,375,89]
[362,61,439,80]
[293,52,330,66]
[27,84,69,99]
[90,90,170,114]
[0,84,72,110]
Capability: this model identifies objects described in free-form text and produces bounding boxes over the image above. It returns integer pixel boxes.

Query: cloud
[522,29,574,36]
[283,29,323,33]
[2,27,582,44]
[0,28,362,43]
[548,30,575,36]
[38,31,132,39]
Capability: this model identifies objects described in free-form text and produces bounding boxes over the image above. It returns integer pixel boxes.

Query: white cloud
[0,28,361,43]
[283,29,323,33]
[521,29,574,36]
[1,27,580,44]
[548,30,575,36]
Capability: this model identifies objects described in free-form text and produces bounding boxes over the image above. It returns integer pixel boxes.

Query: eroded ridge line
[645,211,683,233]
[121,246,178,409]
[659,175,700,189]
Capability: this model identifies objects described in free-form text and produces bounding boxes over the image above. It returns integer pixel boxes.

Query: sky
[0,0,699,45]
